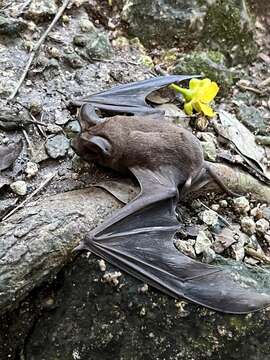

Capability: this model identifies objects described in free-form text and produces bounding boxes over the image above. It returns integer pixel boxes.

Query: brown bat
[71,76,270,313]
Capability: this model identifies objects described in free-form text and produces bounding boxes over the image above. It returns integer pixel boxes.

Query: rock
[195,230,212,255]
[54,109,69,125]
[98,259,106,272]
[200,140,217,162]
[73,34,89,47]
[79,18,95,32]
[233,196,250,214]
[256,218,270,235]
[10,180,27,196]
[173,51,234,93]
[86,31,112,59]
[0,16,27,36]
[0,198,17,218]
[122,0,257,63]
[25,162,39,178]
[138,54,154,67]
[26,0,58,21]
[241,216,256,235]
[102,271,122,286]
[231,231,249,261]
[212,226,238,254]
[65,120,81,135]
[45,135,70,159]
[250,206,264,220]
[237,104,268,134]
[63,52,84,69]
[46,124,63,134]
[199,209,219,227]
[255,136,270,146]
[262,207,270,221]
[175,239,196,259]
[202,247,216,264]
[219,199,228,208]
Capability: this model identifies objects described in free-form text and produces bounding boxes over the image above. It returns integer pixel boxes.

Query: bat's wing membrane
[72,75,196,114]
[78,167,270,313]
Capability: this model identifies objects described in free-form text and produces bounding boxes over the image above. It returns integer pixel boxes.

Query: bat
[71,76,270,313]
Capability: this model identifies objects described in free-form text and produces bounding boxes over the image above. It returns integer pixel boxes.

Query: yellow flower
[170,78,219,117]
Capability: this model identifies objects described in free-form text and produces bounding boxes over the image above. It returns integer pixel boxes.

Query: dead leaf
[95,178,139,204]
[0,139,23,171]
[215,111,270,184]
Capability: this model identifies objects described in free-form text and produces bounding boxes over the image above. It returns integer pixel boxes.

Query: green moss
[200,0,257,64]
[173,51,234,94]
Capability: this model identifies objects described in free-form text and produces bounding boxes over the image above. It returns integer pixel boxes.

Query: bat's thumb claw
[72,241,86,252]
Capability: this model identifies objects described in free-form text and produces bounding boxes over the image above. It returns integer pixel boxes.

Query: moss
[173,51,234,94]
[200,0,257,64]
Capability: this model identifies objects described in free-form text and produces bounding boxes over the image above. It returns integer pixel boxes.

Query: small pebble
[45,134,70,159]
[241,216,256,235]
[10,180,27,196]
[219,200,228,208]
[195,231,212,255]
[138,284,148,294]
[256,218,270,235]
[233,196,250,214]
[46,124,63,134]
[175,239,196,258]
[202,248,216,264]
[25,161,39,178]
[102,271,122,286]
[199,209,219,226]
[98,259,106,272]
[211,204,220,212]
[250,206,263,220]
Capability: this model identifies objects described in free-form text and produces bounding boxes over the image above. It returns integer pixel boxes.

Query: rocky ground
[0,0,270,359]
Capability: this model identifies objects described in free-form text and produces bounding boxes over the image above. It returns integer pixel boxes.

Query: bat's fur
[72,113,233,198]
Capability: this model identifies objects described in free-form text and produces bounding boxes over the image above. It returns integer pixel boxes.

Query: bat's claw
[72,241,86,252]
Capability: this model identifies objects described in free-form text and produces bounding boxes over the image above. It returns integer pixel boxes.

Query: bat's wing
[71,75,196,114]
[77,167,270,313]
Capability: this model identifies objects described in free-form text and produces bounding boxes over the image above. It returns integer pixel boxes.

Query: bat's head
[71,103,113,163]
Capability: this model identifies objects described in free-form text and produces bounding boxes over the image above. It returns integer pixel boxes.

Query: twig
[258,76,270,88]
[22,129,33,156]
[198,200,232,228]
[8,0,71,100]
[30,113,47,138]
[237,83,264,95]
[2,172,56,221]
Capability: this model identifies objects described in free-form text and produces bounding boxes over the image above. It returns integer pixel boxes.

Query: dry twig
[8,0,71,100]
[2,172,56,221]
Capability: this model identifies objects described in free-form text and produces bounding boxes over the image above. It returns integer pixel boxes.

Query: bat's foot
[72,241,87,252]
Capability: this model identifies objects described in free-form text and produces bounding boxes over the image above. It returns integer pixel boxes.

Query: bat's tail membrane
[71,75,198,114]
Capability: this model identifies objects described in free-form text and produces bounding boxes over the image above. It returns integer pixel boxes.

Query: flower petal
[196,101,216,117]
[189,78,201,89]
[184,101,194,115]
[200,82,219,103]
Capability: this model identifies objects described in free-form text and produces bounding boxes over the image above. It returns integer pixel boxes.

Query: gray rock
[0,198,17,218]
[65,120,81,135]
[0,16,27,36]
[45,134,70,159]
[233,196,250,215]
[10,180,27,196]
[241,216,256,235]
[200,140,217,162]
[195,230,212,255]
[25,162,39,178]
[122,0,257,63]
[256,218,270,235]
[255,135,270,146]
[202,247,216,264]
[237,104,268,134]
[26,0,58,21]
[86,31,112,59]
[199,209,219,226]
[63,52,84,69]
[46,124,63,134]
[175,239,196,259]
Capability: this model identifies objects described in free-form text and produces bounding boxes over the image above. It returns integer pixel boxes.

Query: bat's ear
[81,134,112,157]
[79,104,104,131]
